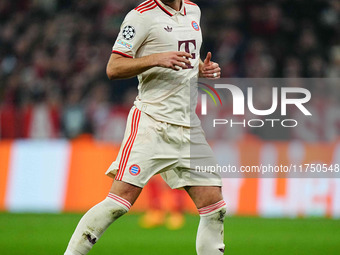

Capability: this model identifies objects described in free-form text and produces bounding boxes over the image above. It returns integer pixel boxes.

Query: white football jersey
[112,0,202,127]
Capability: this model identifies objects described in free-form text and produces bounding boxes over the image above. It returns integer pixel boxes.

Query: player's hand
[151,51,193,71]
[201,52,221,79]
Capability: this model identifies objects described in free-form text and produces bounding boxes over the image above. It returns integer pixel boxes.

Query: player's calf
[196,200,227,255]
[64,193,131,255]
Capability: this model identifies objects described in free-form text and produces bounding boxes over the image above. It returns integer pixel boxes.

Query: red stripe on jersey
[112,50,133,58]
[116,109,138,180]
[115,109,141,181]
[154,0,173,16]
[107,193,131,209]
[119,111,141,176]
[118,110,141,180]
[184,7,186,15]
[117,109,141,181]
[136,1,154,11]
[184,1,197,6]
[135,0,152,10]
[116,109,139,180]
[140,4,157,13]
[138,3,156,12]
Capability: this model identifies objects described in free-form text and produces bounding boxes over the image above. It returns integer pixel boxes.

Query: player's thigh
[185,186,223,209]
[110,180,142,205]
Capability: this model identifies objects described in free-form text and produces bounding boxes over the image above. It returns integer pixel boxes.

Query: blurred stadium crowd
[0,0,339,142]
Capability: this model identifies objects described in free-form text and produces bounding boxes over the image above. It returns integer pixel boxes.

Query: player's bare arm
[199,52,221,79]
[106,51,193,80]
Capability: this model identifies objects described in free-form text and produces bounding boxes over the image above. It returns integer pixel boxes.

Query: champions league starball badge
[122,25,136,40]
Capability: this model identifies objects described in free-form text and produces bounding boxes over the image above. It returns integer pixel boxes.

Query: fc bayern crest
[129,164,141,176]
[122,25,135,40]
[191,21,200,31]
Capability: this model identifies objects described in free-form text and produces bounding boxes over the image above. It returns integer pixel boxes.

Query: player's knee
[187,186,223,209]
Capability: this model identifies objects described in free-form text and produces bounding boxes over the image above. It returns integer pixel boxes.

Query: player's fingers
[204,52,212,65]
[176,51,193,59]
[202,67,221,74]
[203,62,219,71]
[171,65,181,71]
[204,71,221,79]
[175,56,191,66]
[172,60,188,70]
[211,62,219,69]
[202,62,221,72]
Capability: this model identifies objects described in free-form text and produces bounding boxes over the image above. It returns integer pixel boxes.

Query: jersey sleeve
[198,7,201,24]
[112,10,149,58]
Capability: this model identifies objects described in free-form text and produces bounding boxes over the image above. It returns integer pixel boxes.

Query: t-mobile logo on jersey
[178,40,196,69]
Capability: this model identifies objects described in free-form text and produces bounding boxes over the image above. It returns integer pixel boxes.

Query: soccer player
[64,0,226,254]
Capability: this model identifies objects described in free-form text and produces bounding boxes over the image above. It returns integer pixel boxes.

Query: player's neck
[161,0,182,11]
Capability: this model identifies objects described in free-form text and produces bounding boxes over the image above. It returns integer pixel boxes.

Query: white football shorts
[106,106,222,189]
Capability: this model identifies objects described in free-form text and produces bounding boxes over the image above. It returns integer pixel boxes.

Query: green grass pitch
[0,213,339,255]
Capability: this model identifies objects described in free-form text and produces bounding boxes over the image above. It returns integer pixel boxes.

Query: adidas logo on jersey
[164,26,172,32]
